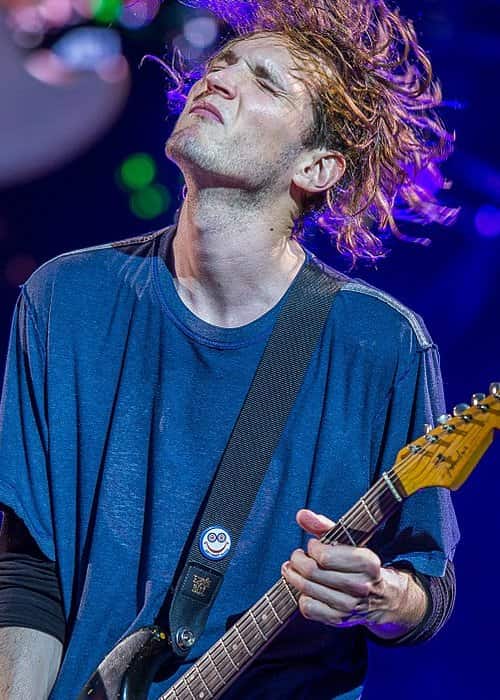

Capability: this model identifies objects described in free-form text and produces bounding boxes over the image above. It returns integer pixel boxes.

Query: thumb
[296,508,335,537]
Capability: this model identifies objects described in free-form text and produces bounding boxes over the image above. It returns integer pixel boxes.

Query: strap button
[176,627,196,650]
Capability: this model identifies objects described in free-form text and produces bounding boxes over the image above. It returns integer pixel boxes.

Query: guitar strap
[161,259,347,658]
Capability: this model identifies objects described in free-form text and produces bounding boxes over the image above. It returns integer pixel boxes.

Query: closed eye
[205,56,287,95]
[252,68,278,91]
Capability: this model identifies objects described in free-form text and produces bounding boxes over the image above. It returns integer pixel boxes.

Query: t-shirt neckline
[152,224,311,349]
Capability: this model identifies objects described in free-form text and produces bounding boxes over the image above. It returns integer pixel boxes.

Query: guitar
[78,384,500,700]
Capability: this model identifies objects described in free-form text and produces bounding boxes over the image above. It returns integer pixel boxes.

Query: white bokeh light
[183,15,219,49]
[52,27,122,71]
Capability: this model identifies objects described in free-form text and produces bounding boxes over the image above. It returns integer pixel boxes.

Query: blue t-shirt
[0,224,459,700]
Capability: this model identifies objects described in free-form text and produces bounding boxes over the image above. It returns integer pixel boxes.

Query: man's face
[165,34,315,197]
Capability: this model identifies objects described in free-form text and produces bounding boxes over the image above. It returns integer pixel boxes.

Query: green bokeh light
[130,184,171,220]
[120,153,157,190]
[91,0,122,24]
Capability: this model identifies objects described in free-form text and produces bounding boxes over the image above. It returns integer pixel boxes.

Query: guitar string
[167,579,300,698]
[162,487,410,697]
[164,433,470,700]
[162,454,472,700]
[160,417,487,699]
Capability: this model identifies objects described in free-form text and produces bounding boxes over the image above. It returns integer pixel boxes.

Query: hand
[281,509,428,639]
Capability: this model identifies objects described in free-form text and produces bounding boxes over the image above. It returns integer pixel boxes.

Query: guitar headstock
[394,383,500,496]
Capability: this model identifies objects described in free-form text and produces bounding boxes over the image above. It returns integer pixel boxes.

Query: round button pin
[199,526,231,560]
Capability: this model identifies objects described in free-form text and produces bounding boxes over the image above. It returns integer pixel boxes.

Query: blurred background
[0,0,498,697]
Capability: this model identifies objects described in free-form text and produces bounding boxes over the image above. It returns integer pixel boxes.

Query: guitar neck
[159,469,406,700]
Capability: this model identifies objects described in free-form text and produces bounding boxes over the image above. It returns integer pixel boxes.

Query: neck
[168,188,306,328]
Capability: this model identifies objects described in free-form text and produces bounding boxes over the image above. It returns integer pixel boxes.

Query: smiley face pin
[199,526,232,561]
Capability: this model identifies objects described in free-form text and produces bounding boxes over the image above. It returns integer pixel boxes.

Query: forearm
[0,626,62,700]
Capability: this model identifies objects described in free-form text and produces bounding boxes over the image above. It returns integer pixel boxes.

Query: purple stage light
[474,205,500,238]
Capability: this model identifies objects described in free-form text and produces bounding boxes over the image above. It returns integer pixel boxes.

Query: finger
[296,509,335,537]
[287,550,374,598]
[298,595,364,628]
[306,540,382,578]
[282,561,364,613]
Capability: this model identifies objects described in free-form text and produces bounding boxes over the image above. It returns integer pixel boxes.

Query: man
[0,2,459,698]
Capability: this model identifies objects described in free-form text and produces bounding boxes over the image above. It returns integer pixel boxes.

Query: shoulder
[21,227,170,312]
[306,252,434,352]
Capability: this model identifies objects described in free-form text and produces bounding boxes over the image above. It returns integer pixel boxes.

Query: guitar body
[77,626,178,700]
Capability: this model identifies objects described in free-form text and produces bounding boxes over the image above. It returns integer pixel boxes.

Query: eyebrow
[210,48,289,92]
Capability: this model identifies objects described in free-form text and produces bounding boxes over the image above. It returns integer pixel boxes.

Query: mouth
[189,102,224,124]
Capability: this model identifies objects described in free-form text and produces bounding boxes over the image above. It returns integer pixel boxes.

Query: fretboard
[159,470,405,700]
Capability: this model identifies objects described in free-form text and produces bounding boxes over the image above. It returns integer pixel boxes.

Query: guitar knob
[424,423,433,434]
[489,382,500,396]
[471,393,486,406]
[453,403,470,416]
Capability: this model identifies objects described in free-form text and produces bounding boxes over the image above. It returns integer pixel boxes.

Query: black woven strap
[166,261,347,656]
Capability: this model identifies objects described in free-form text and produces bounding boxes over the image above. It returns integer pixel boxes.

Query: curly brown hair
[147,0,459,263]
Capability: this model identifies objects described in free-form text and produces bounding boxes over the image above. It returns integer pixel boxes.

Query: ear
[292,150,346,198]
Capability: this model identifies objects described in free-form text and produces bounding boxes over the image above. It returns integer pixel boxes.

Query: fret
[281,576,299,605]
[225,622,254,659]
[234,623,252,656]
[249,609,268,640]
[360,497,378,525]
[232,621,260,656]
[221,637,240,670]
[338,518,356,545]
[194,665,213,699]
[182,675,197,700]
[256,604,278,637]
[207,649,227,684]
[382,471,402,502]
[264,593,283,623]
[270,590,293,620]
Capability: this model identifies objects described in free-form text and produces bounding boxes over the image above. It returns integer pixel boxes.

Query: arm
[0,508,65,700]
[282,317,459,642]
[0,627,62,700]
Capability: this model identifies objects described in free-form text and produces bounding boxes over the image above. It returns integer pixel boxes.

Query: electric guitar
[77,384,500,700]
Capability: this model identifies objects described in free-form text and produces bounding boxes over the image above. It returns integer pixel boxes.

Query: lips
[189,101,224,123]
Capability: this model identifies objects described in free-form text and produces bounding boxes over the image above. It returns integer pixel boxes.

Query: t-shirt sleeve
[369,328,460,577]
[0,288,54,560]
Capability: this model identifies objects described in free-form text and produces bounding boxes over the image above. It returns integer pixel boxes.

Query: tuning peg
[424,423,438,442]
[437,413,455,432]
[437,413,452,424]
[489,382,500,396]
[453,403,472,422]
[471,393,486,406]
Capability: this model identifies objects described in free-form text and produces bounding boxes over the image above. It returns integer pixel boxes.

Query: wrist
[364,567,429,640]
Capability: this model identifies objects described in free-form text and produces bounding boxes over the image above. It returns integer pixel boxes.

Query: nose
[204,65,238,100]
